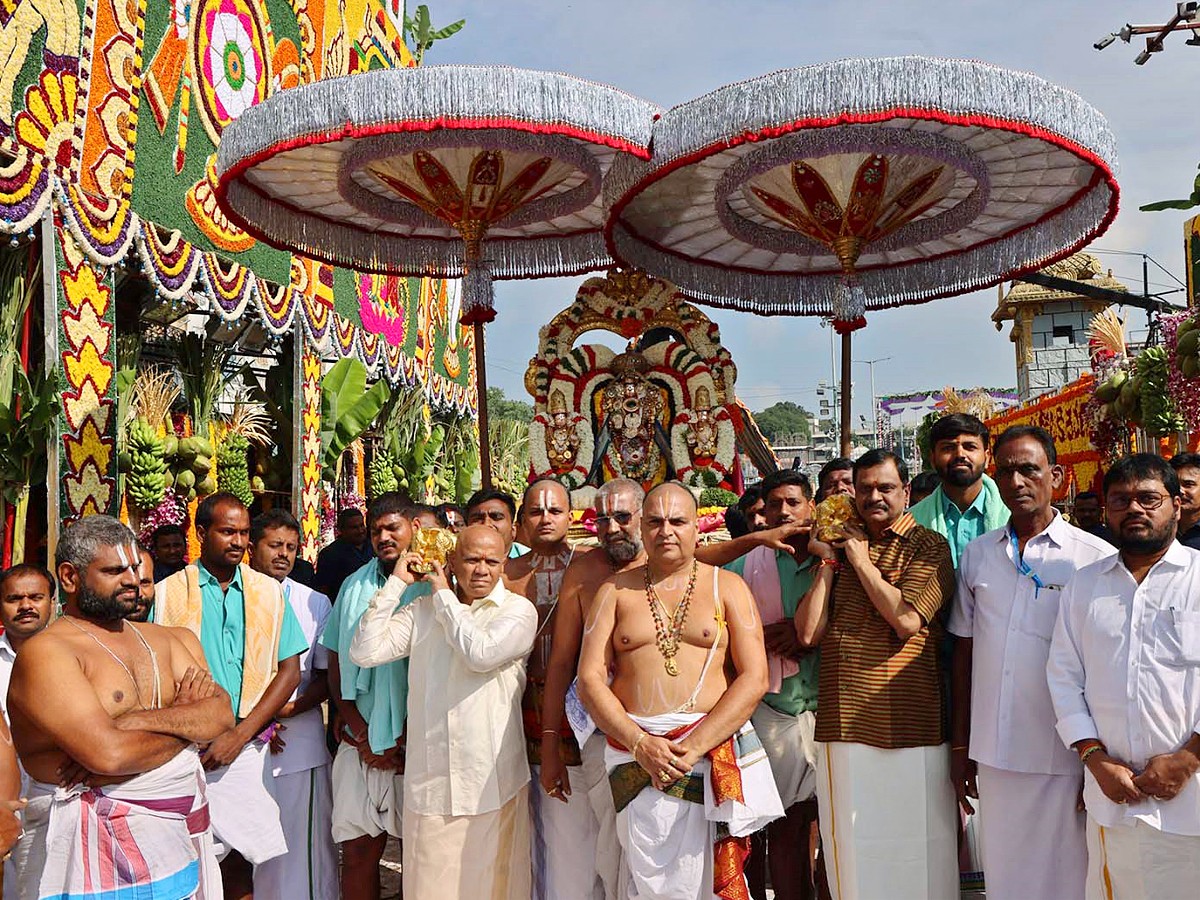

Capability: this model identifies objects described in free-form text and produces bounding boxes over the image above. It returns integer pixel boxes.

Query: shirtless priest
[578,481,781,900]
[9,515,231,900]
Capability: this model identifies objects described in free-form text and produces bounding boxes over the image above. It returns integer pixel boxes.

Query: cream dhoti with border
[976,763,1085,900]
[205,740,287,864]
[815,741,958,900]
[580,731,628,900]
[402,783,532,900]
[255,765,338,900]
[606,712,783,900]
[1086,817,1200,900]
[531,763,603,899]
[330,741,404,842]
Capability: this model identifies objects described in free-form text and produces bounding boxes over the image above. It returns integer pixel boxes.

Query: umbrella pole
[474,321,493,490]
[840,331,853,458]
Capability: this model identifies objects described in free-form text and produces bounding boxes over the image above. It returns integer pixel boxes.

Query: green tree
[487,387,534,424]
[753,401,812,444]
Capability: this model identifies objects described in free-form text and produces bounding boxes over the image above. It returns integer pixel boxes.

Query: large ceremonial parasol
[606,56,1120,454]
[215,65,658,485]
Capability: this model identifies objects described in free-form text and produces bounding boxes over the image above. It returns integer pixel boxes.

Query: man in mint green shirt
[154,492,309,897]
[909,413,1009,567]
[726,469,824,900]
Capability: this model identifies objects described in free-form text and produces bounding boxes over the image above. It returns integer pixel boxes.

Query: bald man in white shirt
[949,427,1113,899]
[350,524,538,900]
[1049,454,1200,900]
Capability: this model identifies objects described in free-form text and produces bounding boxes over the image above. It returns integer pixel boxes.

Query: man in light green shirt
[726,469,824,900]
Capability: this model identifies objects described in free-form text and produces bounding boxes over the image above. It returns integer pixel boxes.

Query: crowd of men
[0,413,1197,899]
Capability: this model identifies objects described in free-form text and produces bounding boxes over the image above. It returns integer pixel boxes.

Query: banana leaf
[319,359,392,483]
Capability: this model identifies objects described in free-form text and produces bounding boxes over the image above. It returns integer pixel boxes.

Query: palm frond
[1087,308,1126,361]
[131,368,182,428]
[221,393,274,445]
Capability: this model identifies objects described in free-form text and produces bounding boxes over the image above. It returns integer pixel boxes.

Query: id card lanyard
[1008,529,1045,598]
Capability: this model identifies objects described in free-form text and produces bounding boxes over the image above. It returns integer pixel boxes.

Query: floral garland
[136,490,187,548]
[672,407,735,487]
[1165,311,1200,434]
[528,412,593,489]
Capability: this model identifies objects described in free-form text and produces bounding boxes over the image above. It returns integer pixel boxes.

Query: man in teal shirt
[909,414,1010,566]
[726,470,825,900]
[155,492,309,899]
[319,491,425,900]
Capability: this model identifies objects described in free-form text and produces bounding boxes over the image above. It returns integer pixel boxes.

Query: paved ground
[380,837,403,899]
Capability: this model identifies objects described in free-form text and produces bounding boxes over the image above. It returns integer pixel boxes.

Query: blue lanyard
[1008,529,1044,598]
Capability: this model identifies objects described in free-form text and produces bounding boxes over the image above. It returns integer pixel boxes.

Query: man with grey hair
[540,477,647,898]
[8,515,232,899]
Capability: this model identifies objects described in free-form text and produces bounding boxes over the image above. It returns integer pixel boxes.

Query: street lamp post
[854,357,892,447]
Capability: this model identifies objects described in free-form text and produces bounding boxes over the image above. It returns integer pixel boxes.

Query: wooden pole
[474,321,493,490]
[840,330,853,458]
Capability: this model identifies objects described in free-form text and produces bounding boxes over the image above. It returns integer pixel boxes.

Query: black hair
[725,506,751,538]
[409,503,439,521]
[367,492,413,528]
[929,413,991,450]
[818,457,853,487]
[1169,452,1200,472]
[195,492,247,531]
[336,507,365,527]
[150,523,185,545]
[759,468,814,501]
[994,424,1057,466]
[435,503,465,528]
[250,509,301,544]
[0,563,54,598]
[736,485,762,511]
[1074,491,1101,504]
[852,448,910,485]
[1103,453,1180,498]
[909,471,941,497]
[465,489,517,519]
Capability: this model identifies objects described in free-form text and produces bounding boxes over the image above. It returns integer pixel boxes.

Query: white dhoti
[330,741,404,841]
[254,764,338,900]
[531,762,603,900]
[815,741,958,900]
[750,703,817,807]
[1086,816,1200,900]
[20,747,222,900]
[403,783,532,900]
[205,739,287,864]
[580,732,628,900]
[976,763,1085,900]
[606,713,783,900]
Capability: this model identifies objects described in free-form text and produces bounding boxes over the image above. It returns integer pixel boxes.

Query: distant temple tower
[993,252,1127,402]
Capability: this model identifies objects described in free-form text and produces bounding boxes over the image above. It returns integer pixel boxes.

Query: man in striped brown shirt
[795,449,958,900]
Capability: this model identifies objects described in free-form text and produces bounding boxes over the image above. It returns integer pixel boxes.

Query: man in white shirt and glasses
[1048,453,1200,900]
[350,523,538,899]
[949,425,1113,899]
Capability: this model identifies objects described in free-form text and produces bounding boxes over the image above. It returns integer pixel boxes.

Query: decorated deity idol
[544,389,582,471]
[684,385,719,459]
[597,347,669,482]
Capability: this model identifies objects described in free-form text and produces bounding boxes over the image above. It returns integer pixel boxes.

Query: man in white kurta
[350,524,538,900]
[949,427,1113,900]
[248,511,339,900]
[1048,454,1200,900]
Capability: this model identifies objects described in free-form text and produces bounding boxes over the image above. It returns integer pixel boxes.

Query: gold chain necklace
[644,560,697,676]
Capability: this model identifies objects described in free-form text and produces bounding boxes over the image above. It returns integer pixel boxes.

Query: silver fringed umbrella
[216,64,658,486]
[606,56,1120,454]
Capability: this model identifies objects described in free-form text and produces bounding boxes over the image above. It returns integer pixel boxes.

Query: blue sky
[431,1,1197,421]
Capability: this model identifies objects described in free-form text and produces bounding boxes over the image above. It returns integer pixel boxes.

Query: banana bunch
[217,432,253,507]
[368,447,399,499]
[124,417,169,510]
[1176,317,1200,378]
[1135,345,1186,436]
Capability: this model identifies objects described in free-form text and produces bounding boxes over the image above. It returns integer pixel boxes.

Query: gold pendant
[665,658,678,676]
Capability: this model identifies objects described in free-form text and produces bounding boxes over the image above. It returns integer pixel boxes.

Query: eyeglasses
[596,511,635,527]
[1107,492,1170,512]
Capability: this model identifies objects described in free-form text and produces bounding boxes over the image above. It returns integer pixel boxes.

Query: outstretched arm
[696,521,809,567]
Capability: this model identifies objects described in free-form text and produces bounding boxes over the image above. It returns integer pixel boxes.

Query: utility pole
[855,356,891,446]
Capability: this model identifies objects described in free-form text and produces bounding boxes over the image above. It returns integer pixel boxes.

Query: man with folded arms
[1048,453,1200,899]
[351,524,537,899]
[578,481,779,900]
[795,449,957,900]
[950,426,1113,899]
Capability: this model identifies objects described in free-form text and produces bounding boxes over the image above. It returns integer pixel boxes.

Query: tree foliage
[487,387,534,424]
[752,401,812,444]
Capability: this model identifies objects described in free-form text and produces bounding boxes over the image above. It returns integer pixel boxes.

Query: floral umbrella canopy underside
[605,56,1120,330]
[215,65,659,324]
